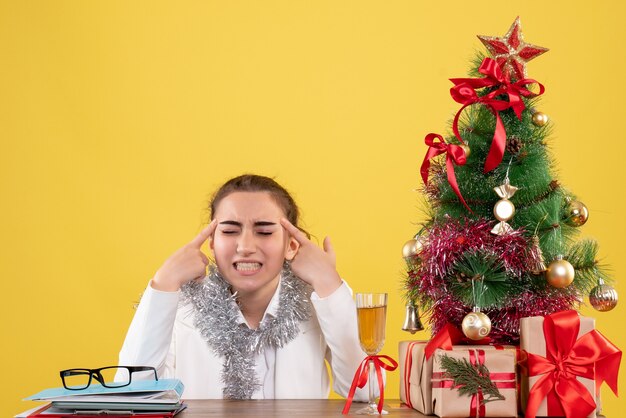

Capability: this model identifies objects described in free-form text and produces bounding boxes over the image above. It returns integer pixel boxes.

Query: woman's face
[210,191,299,297]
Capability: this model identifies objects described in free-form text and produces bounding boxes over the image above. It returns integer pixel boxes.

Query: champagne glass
[355,293,388,415]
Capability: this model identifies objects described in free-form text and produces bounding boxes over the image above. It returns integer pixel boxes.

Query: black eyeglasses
[60,366,158,390]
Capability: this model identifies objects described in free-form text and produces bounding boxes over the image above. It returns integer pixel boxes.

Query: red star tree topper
[478,16,548,81]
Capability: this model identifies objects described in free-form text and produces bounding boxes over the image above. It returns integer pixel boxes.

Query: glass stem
[368,359,377,410]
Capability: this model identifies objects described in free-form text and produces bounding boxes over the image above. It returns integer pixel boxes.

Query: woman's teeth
[235,262,262,271]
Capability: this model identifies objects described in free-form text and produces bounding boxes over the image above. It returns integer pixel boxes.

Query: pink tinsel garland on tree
[407,217,579,344]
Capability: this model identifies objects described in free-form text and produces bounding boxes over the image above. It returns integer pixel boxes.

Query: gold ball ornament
[493,199,515,222]
[461,311,492,340]
[532,111,549,127]
[546,257,575,288]
[460,144,471,159]
[565,200,589,227]
[589,283,618,312]
[402,238,423,259]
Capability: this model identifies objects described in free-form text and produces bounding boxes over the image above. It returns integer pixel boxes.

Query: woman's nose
[236,229,256,255]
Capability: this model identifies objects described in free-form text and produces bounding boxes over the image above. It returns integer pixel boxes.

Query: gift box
[399,341,433,414]
[431,346,518,418]
[520,310,621,418]
[399,339,518,416]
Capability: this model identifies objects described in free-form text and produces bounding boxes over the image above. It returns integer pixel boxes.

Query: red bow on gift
[450,57,545,173]
[420,133,471,212]
[424,323,492,360]
[342,355,398,415]
[525,310,622,418]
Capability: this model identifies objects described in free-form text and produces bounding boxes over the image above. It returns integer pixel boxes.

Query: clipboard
[24,403,187,418]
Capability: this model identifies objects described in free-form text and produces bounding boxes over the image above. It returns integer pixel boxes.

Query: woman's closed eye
[219,229,274,235]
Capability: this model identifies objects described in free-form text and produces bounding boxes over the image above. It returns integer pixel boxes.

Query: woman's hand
[152,220,217,292]
[280,218,342,298]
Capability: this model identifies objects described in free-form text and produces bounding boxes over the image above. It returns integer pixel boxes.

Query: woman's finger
[323,236,336,261]
[190,220,217,248]
[280,217,309,244]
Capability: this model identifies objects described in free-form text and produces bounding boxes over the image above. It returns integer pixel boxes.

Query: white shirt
[116,277,374,400]
[234,279,281,399]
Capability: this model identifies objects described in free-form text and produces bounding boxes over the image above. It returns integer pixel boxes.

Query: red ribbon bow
[424,323,492,360]
[450,57,545,173]
[342,355,398,415]
[420,133,470,211]
[525,310,622,418]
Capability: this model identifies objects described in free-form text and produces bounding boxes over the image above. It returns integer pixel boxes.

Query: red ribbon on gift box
[342,355,398,415]
[449,57,544,173]
[424,323,492,360]
[525,310,622,418]
[432,349,516,418]
[402,341,423,409]
[425,323,465,359]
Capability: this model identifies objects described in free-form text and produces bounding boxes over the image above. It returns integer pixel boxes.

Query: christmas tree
[403,17,618,345]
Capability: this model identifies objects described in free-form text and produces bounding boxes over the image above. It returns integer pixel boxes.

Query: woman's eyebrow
[219,220,242,226]
[254,221,277,227]
[218,220,277,227]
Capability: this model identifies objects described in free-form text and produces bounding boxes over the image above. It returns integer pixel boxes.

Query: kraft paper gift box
[431,346,518,418]
[520,312,597,418]
[399,341,433,415]
[399,341,518,416]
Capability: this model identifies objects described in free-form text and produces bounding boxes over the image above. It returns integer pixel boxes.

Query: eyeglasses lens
[99,367,129,387]
[63,370,91,390]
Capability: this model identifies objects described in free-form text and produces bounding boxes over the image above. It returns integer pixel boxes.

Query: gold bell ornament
[401,300,425,334]
[491,177,518,235]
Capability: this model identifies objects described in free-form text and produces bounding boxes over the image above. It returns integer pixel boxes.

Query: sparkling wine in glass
[355,293,388,415]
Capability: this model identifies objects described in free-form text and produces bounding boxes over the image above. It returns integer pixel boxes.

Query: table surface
[178,399,426,417]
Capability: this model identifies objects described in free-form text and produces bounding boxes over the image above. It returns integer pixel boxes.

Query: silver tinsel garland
[181,263,312,399]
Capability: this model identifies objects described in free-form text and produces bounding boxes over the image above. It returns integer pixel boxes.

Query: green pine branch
[438,354,505,404]
[447,251,519,308]
[566,239,612,294]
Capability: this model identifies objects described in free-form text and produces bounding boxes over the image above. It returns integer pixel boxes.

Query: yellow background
[1,1,624,416]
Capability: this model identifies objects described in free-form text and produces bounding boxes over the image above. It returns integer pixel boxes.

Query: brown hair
[209,174,310,238]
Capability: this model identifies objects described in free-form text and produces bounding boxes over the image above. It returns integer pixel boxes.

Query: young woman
[116,174,371,400]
